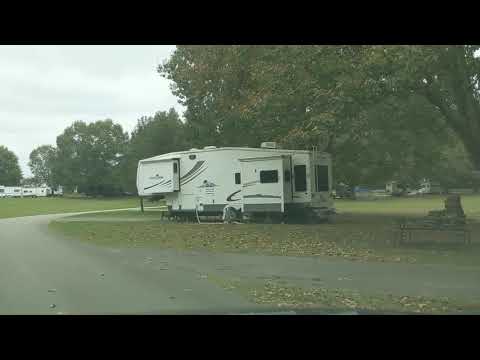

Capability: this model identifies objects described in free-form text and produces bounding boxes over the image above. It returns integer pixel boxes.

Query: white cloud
[0,45,184,178]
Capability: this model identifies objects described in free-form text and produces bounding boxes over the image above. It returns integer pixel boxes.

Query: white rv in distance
[3,186,23,198]
[137,142,335,223]
[51,185,64,197]
[0,185,57,198]
[22,188,35,197]
[21,186,51,198]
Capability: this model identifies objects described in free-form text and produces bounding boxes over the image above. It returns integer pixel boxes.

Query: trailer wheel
[242,213,252,223]
[223,206,238,224]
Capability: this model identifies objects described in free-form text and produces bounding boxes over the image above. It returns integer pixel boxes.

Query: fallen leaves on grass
[53,220,477,266]
[246,281,465,314]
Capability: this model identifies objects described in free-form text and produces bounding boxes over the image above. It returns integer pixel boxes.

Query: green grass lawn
[0,197,140,219]
[49,194,480,267]
[335,194,480,219]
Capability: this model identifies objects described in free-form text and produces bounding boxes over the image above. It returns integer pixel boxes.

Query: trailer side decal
[181,167,208,186]
[180,161,205,182]
[144,179,170,191]
[242,180,259,187]
[243,194,281,199]
[226,190,241,202]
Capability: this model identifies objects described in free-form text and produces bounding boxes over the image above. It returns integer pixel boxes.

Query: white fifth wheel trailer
[137,143,335,222]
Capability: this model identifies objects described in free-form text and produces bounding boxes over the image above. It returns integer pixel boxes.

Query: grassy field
[49,194,480,267]
[0,197,140,219]
[336,194,480,219]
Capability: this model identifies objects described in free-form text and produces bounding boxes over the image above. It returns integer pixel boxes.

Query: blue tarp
[354,186,370,193]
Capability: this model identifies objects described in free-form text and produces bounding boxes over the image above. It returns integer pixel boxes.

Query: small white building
[52,185,64,196]
[386,181,404,195]
[419,179,442,194]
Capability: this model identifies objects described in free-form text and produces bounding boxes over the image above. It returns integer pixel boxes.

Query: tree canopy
[28,145,57,187]
[159,45,480,187]
[0,145,22,186]
[55,119,129,196]
[119,108,186,192]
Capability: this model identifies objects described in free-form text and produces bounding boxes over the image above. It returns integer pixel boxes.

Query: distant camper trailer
[3,186,23,198]
[419,180,443,195]
[0,185,60,198]
[22,187,50,198]
[52,186,64,196]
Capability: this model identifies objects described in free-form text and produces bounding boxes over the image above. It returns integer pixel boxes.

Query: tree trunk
[463,138,480,171]
[423,85,480,172]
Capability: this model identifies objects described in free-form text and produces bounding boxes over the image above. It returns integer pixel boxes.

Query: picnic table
[393,194,471,246]
[394,218,470,246]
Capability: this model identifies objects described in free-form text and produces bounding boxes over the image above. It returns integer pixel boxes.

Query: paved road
[1,212,480,314]
[0,212,256,314]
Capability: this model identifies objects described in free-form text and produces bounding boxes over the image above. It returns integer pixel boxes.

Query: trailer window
[294,165,307,192]
[260,170,278,183]
[284,170,291,182]
[173,162,178,174]
[0,189,4,193]
[235,172,241,184]
[316,165,329,192]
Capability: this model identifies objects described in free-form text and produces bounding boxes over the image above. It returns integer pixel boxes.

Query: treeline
[2,45,480,194]
[22,109,186,196]
[0,110,187,196]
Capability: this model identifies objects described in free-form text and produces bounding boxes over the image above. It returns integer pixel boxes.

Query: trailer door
[240,156,285,213]
[283,156,293,203]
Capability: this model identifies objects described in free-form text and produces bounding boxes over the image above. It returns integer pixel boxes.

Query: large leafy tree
[0,145,22,185]
[159,45,475,187]
[28,145,57,187]
[159,46,383,148]
[55,120,128,196]
[351,45,480,170]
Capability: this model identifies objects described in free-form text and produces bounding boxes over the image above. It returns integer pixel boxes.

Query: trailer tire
[223,206,238,224]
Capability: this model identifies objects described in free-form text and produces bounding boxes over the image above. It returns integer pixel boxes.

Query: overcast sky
[0,45,184,177]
